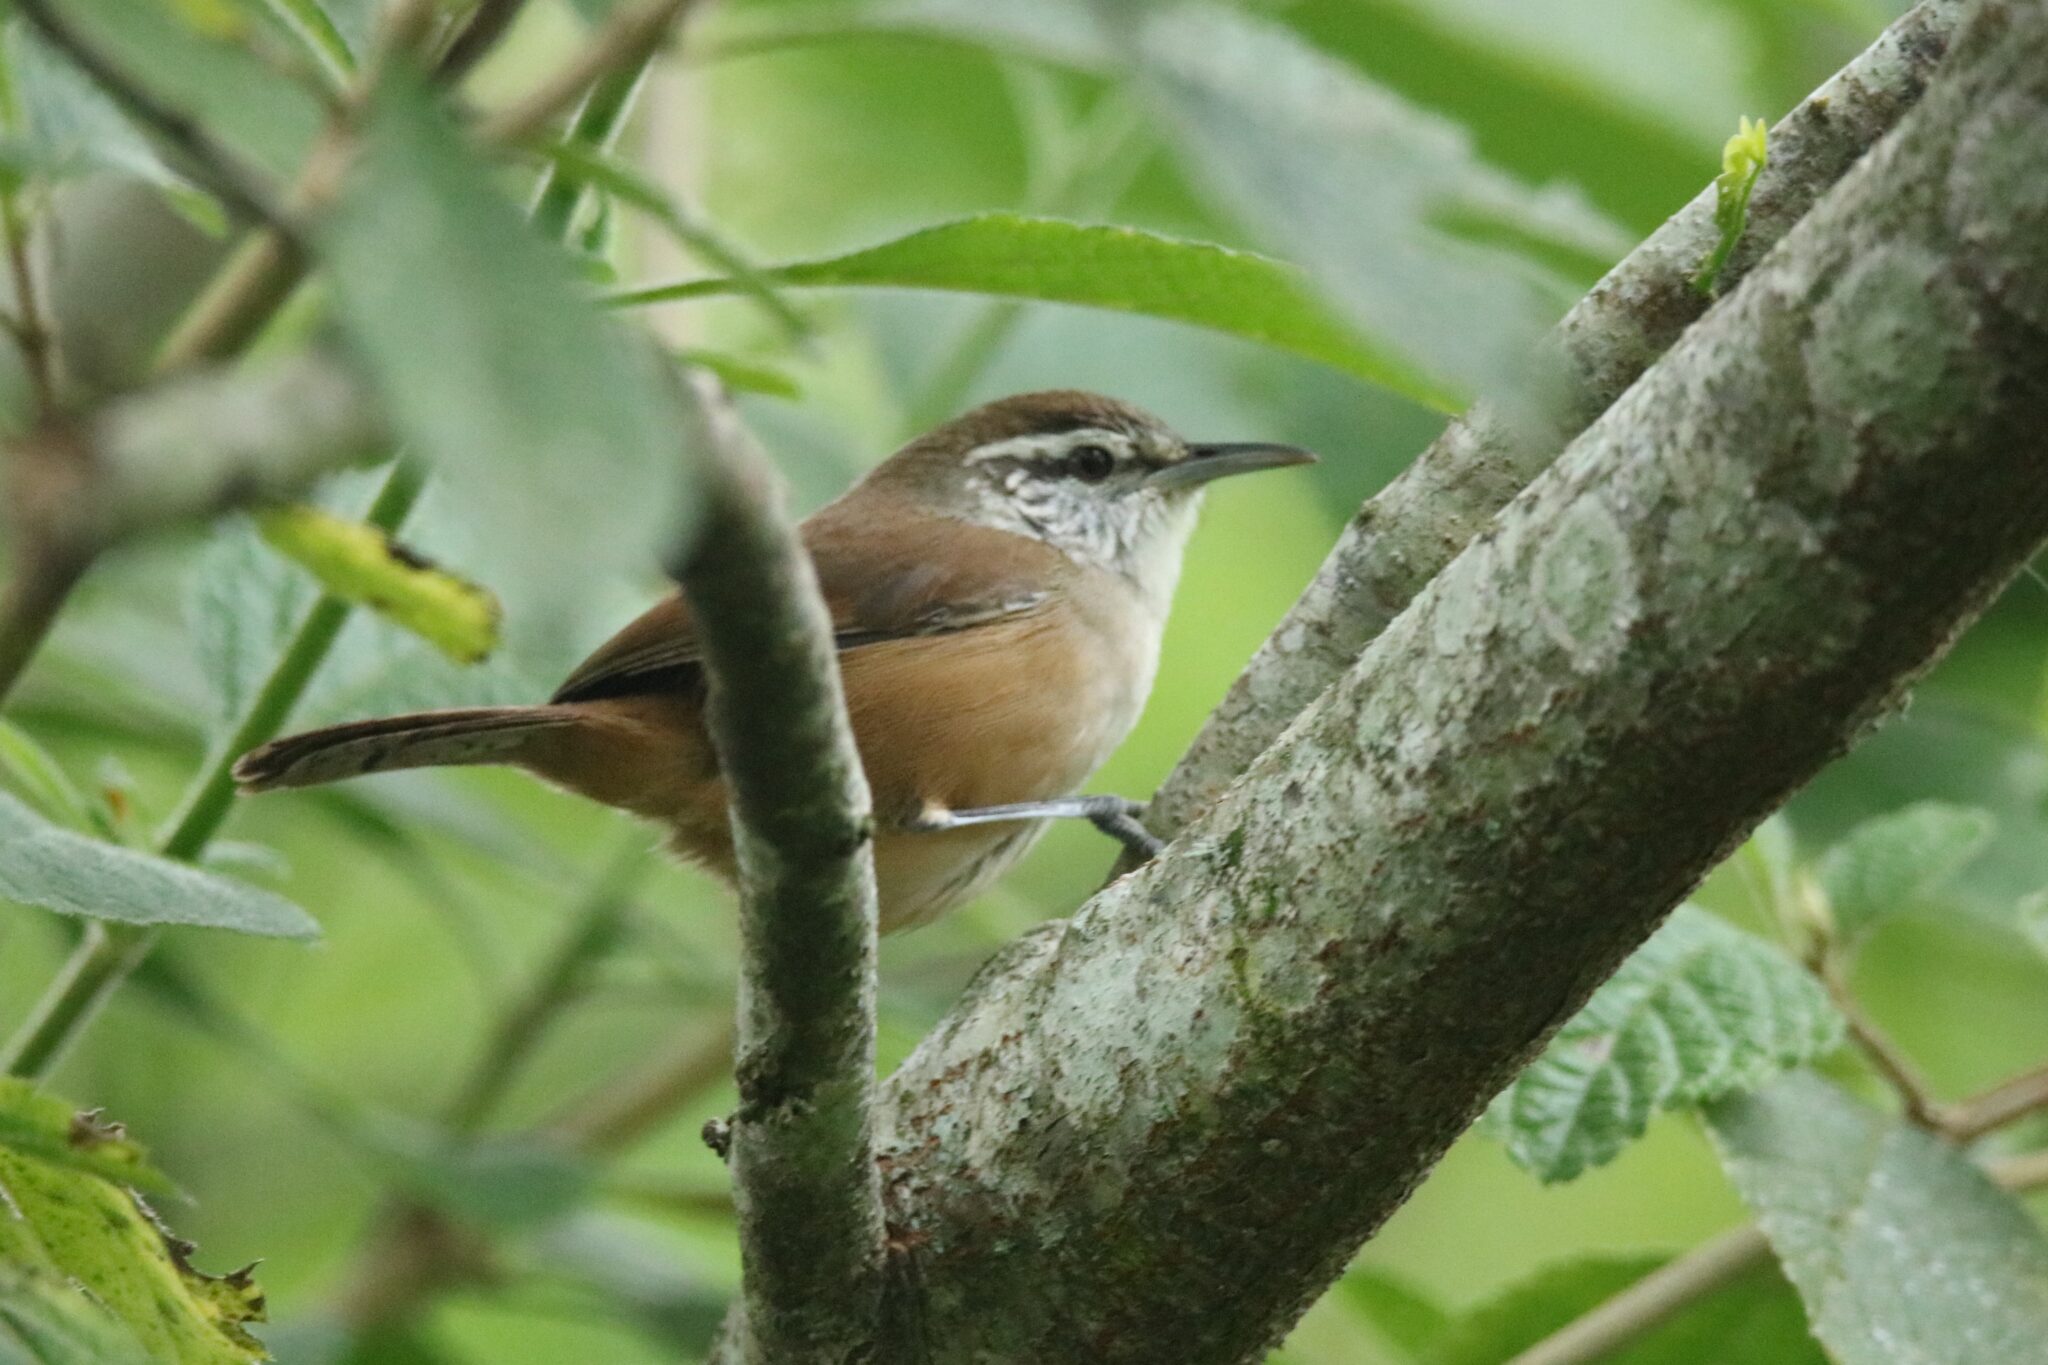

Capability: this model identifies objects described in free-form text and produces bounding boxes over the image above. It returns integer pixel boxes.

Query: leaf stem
[11,0,291,234]
[442,840,648,1133]
[1947,1060,2048,1142]
[1813,949,1948,1131]
[476,0,698,147]
[0,923,157,1078]
[0,186,56,416]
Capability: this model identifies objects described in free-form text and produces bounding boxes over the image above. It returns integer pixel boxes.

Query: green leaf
[232,0,353,86]
[709,1,1627,402]
[1425,1256,1657,1363]
[1131,3,1627,402]
[318,66,694,635]
[360,1122,592,1231]
[61,0,325,177]
[186,517,318,732]
[0,721,92,832]
[1485,906,1842,1182]
[527,137,808,341]
[674,349,802,400]
[0,21,222,231]
[255,505,500,665]
[1693,115,1768,294]
[617,214,1444,407]
[1708,1071,2048,1365]
[1815,801,1995,944]
[2019,887,2048,961]
[1335,1267,1451,1360]
[1422,1253,1820,1365]
[0,791,319,939]
[0,1081,174,1197]
[0,1266,154,1365]
[0,1083,267,1364]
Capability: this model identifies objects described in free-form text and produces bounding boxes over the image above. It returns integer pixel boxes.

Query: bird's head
[863,390,1315,607]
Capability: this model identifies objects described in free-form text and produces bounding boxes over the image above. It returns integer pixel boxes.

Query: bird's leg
[907,796,1165,861]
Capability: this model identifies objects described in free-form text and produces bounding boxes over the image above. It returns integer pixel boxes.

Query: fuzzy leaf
[1486,906,1841,1182]
[0,792,318,940]
[0,1084,267,1364]
[1708,1072,2048,1365]
[619,214,1443,407]
[255,505,500,664]
[1815,801,1995,944]
[318,67,694,638]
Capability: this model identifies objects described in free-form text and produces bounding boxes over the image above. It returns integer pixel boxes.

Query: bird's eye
[1068,443,1116,482]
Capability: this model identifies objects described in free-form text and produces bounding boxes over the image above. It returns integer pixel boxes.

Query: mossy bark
[856,6,2048,1360]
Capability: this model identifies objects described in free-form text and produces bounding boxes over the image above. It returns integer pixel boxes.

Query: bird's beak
[1147,442,1318,491]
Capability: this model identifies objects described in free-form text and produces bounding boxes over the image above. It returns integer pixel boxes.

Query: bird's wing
[550,512,1059,705]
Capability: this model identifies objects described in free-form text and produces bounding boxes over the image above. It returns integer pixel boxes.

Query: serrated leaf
[1423,1254,1820,1365]
[255,505,500,664]
[619,214,1442,407]
[1815,802,1995,944]
[1486,906,1842,1182]
[0,792,319,940]
[0,1085,267,1364]
[0,1081,174,1197]
[1335,1267,1450,1360]
[1708,1071,2048,1365]
[319,66,694,638]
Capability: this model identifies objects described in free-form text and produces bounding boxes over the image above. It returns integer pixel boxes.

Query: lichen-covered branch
[675,372,886,1365]
[1138,0,1968,846]
[869,4,2048,1359]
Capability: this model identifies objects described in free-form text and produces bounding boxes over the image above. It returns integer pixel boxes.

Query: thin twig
[444,842,649,1133]
[1948,1060,2048,1141]
[437,0,532,84]
[1505,1146,2048,1365]
[0,190,56,416]
[542,1013,738,1154]
[11,0,292,235]
[476,0,695,146]
[1813,950,1949,1131]
[676,369,886,1362]
[1504,1223,1770,1365]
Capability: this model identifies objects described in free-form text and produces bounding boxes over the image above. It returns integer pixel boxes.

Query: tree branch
[675,371,885,1364]
[475,0,696,147]
[10,0,293,236]
[862,4,2048,1357]
[1134,0,1971,852]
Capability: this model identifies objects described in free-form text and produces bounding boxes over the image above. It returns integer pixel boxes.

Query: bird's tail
[233,706,581,793]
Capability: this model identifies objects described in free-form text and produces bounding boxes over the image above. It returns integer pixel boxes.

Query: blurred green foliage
[3,0,2047,1362]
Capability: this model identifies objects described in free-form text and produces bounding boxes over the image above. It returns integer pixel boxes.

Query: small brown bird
[235,391,1313,932]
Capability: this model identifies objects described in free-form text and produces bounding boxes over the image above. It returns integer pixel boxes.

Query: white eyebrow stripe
[964,428,1128,465]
